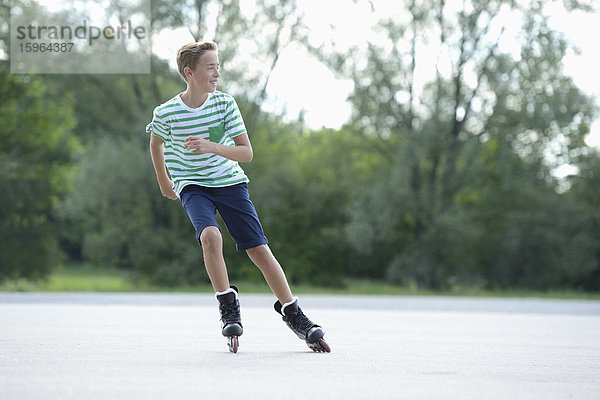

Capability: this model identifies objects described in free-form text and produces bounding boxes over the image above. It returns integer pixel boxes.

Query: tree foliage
[0,66,77,281]
[314,0,599,290]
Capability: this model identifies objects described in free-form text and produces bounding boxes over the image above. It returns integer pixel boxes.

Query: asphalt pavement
[1,292,599,399]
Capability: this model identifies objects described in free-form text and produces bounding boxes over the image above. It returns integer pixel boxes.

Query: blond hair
[176,41,218,80]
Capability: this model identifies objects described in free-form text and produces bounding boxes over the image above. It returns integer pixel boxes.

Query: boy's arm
[184,133,253,162]
[149,134,178,200]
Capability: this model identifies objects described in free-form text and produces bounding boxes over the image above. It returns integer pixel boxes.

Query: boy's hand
[158,178,178,200]
[185,136,215,153]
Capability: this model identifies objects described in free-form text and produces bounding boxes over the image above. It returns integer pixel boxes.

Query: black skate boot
[274,298,331,353]
[216,285,243,353]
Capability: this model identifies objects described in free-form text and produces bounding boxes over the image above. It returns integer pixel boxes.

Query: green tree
[316,0,598,289]
[243,120,380,286]
[49,57,187,278]
[438,140,598,290]
[0,67,77,281]
[58,136,207,286]
[567,150,600,291]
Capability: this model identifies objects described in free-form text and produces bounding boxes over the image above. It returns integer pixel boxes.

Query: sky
[152,0,600,150]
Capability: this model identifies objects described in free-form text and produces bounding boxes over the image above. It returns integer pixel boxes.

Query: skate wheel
[308,338,331,353]
[228,336,239,353]
[317,338,331,353]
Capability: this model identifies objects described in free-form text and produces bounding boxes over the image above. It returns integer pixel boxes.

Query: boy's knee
[200,226,222,250]
[246,244,269,258]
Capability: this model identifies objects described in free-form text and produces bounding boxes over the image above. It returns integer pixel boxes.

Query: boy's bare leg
[200,226,230,292]
[246,244,294,304]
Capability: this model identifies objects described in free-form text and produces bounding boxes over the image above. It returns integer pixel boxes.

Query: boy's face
[185,50,220,92]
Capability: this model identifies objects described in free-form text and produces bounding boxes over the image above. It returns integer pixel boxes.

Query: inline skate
[274,298,330,353]
[216,285,243,353]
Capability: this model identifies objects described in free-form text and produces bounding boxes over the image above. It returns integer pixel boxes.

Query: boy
[146,41,330,353]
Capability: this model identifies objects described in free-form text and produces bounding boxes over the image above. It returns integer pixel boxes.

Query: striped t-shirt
[146,91,249,195]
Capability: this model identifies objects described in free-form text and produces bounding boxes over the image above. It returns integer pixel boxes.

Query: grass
[1,266,137,292]
[1,265,599,300]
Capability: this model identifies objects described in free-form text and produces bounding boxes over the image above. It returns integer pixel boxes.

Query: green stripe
[155,103,178,113]
[165,153,219,163]
[225,114,242,126]
[171,119,223,131]
[158,109,189,119]
[160,100,229,120]
[167,158,229,172]
[170,110,222,124]
[227,120,244,131]
[164,152,212,162]
[149,123,168,135]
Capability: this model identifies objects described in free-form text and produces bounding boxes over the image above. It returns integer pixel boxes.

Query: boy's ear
[183,66,193,80]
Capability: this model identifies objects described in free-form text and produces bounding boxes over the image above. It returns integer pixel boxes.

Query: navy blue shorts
[179,183,268,251]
